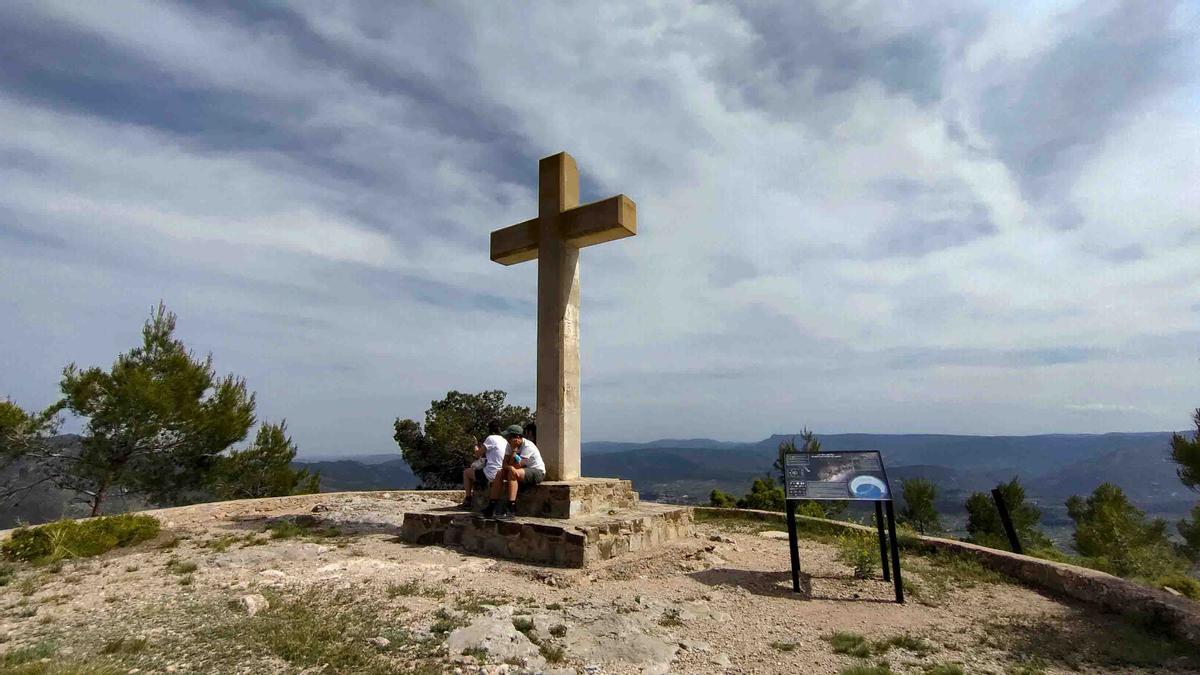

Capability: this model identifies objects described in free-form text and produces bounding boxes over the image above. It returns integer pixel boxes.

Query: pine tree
[1066,482,1185,578]
[394,390,532,487]
[210,421,319,500]
[1169,409,1200,560]
[1170,408,1200,490]
[899,478,941,534]
[56,303,256,515]
[964,477,1050,551]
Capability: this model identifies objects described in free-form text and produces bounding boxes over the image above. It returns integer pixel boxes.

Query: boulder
[238,594,269,616]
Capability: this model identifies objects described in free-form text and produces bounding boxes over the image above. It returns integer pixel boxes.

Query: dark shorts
[522,468,545,486]
[473,467,488,485]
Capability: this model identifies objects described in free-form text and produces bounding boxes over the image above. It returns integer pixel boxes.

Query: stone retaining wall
[695,506,1200,647]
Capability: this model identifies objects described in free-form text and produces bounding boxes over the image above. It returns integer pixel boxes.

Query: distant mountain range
[5,432,1193,530]
[577,432,1193,520]
[292,431,1193,516]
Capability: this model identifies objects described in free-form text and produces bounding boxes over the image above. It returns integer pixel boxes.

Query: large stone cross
[490,152,637,481]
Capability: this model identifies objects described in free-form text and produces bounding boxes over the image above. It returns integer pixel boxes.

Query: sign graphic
[784,451,892,501]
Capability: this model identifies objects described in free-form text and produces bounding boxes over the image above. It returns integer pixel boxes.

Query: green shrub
[709,489,738,508]
[874,634,935,656]
[430,608,466,635]
[2,641,57,666]
[965,478,1051,551]
[385,580,444,599]
[737,479,786,512]
[840,663,893,675]
[658,608,684,627]
[1,514,160,564]
[539,643,566,663]
[795,501,828,518]
[899,478,942,534]
[826,632,871,658]
[836,534,878,580]
[1066,483,1188,579]
[925,665,964,675]
[1152,573,1200,600]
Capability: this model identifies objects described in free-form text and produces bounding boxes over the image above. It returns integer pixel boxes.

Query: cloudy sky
[1,1,1198,456]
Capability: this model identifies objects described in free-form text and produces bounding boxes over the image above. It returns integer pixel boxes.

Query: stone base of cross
[490,152,636,481]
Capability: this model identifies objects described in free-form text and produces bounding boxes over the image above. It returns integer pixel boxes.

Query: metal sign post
[784,450,904,603]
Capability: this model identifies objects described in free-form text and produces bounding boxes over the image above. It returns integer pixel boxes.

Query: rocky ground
[1,492,1197,675]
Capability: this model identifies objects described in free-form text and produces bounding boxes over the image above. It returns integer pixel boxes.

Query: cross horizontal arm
[561,194,637,249]
[490,217,540,265]
[490,195,637,266]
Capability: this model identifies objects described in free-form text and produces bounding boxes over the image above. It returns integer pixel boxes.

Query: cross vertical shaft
[537,153,582,481]
[490,151,636,483]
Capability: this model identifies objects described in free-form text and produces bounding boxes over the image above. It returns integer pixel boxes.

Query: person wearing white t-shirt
[461,420,507,508]
[484,425,545,520]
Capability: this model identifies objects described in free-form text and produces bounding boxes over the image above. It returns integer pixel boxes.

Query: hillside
[1,493,1196,674]
[295,458,419,492]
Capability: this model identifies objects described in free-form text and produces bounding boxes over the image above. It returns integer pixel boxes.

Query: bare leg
[507,467,525,501]
[463,468,474,497]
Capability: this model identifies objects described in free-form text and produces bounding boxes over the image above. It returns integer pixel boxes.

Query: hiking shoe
[458,498,473,510]
[494,505,515,521]
[481,503,495,519]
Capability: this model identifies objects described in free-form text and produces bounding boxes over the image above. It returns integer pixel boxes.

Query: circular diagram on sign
[848,475,887,499]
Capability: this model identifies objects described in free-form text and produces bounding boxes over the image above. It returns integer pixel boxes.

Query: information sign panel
[784,451,891,501]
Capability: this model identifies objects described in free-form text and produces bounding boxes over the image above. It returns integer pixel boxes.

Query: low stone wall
[695,506,1200,646]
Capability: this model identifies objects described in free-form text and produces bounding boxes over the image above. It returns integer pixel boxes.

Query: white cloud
[0,0,1197,453]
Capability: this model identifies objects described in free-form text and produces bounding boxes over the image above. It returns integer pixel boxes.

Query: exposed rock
[709,653,732,668]
[366,636,390,649]
[563,614,677,675]
[677,602,732,622]
[708,534,735,544]
[446,617,544,668]
[678,639,710,652]
[758,530,790,540]
[238,594,269,616]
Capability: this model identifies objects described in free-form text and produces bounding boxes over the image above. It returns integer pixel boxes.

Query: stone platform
[400,502,692,566]
[468,477,639,519]
[399,478,693,567]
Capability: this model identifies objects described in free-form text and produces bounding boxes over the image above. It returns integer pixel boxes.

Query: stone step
[399,503,693,567]
[469,477,638,519]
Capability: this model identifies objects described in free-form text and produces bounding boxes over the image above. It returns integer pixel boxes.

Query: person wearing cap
[483,424,545,520]
[462,419,507,509]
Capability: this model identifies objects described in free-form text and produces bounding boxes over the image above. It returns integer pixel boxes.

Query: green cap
[502,424,524,439]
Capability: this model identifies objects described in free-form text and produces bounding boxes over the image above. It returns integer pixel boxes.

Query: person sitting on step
[462,419,506,509]
[483,424,545,520]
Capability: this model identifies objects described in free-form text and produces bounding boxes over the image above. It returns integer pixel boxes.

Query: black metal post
[874,500,890,582]
[991,488,1024,555]
[884,500,904,603]
[786,499,801,592]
